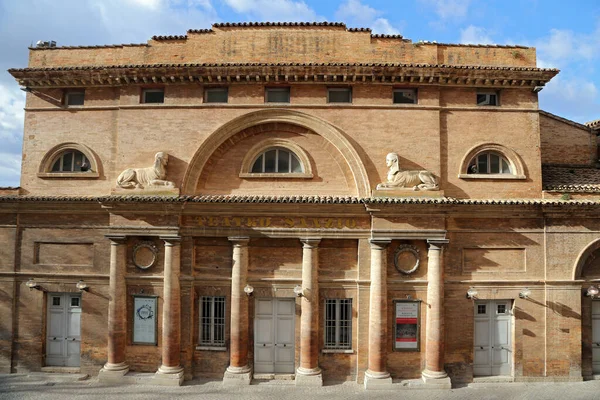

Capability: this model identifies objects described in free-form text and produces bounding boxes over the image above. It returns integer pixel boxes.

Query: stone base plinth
[98,363,129,383]
[154,366,185,386]
[372,189,445,198]
[111,187,180,196]
[421,370,452,389]
[364,371,393,390]
[295,367,323,386]
[223,366,252,386]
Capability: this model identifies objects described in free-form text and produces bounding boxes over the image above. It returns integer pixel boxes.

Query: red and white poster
[395,302,419,350]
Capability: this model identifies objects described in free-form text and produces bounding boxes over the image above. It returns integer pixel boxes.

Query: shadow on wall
[164,154,187,189]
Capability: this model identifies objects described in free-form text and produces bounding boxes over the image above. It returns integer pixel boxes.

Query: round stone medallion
[394,244,420,275]
[133,242,158,270]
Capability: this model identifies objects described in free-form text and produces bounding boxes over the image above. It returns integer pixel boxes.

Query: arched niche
[573,238,600,280]
[181,109,371,196]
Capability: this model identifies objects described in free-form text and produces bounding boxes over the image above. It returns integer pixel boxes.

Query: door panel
[592,301,600,373]
[474,300,512,376]
[66,296,82,367]
[46,293,81,367]
[254,298,295,374]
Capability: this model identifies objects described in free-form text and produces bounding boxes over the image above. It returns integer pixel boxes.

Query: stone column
[364,238,392,389]
[155,237,184,386]
[296,238,322,386]
[99,235,129,381]
[422,239,451,388]
[223,237,252,385]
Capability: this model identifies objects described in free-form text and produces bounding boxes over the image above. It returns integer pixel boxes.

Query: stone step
[252,373,296,384]
[27,372,89,382]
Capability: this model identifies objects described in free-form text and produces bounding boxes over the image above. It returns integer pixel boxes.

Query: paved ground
[2,374,600,400]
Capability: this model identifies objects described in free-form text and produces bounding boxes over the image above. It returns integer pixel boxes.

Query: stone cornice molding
[10,63,558,89]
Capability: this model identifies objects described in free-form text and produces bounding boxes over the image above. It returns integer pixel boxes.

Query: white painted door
[46,293,81,367]
[474,300,512,376]
[592,301,600,373]
[254,298,295,374]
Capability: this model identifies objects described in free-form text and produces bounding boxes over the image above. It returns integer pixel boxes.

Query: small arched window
[38,143,100,179]
[251,147,304,174]
[467,152,511,174]
[50,150,90,172]
[459,143,525,180]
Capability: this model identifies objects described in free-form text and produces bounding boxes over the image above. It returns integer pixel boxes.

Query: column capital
[427,239,449,250]
[228,236,250,247]
[300,238,321,248]
[161,236,182,246]
[105,234,127,245]
[369,238,392,250]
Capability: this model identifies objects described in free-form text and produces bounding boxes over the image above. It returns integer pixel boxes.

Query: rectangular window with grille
[324,298,352,349]
[199,296,225,347]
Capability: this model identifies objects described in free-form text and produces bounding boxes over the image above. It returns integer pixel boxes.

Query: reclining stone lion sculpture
[116,152,175,189]
[376,152,439,191]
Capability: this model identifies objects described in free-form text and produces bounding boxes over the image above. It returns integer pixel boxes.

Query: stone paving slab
[2,375,600,400]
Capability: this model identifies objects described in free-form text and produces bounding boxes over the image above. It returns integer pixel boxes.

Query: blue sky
[0,0,598,187]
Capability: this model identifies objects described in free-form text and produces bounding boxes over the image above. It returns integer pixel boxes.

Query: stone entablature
[9,62,557,90]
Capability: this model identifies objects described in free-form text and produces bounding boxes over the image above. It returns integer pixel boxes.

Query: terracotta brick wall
[27,26,536,68]
[540,114,595,165]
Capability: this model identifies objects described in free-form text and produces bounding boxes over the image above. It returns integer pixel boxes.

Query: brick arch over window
[573,239,600,280]
[458,143,526,179]
[181,109,371,196]
[38,142,100,179]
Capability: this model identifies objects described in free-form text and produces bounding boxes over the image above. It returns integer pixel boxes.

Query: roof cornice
[0,195,598,208]
[8,62,558,89]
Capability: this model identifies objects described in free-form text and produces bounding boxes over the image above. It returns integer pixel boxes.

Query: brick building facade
[2,22,600,388]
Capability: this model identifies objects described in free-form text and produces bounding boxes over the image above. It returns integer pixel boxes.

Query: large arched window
[239,139,313,179]
[251,147,303,174]
[467,152,511,175]
[459,143,525,180]
[38,143,100,178]
[50,150,90,172]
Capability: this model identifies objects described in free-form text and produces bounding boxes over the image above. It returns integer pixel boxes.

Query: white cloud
[0,84,24,187]
[419,0,471,20]
[334,0,401,35]
[124,0,163,9]
[335,0,379,26]
[222,0,321,21]
[460,25,493,45]
[371,19,400,35]
[540,76,600,124]
[536,26,600,67]
[0,84,25,135]
[0,153,22,187]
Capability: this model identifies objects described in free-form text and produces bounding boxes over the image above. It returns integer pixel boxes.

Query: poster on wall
[394,301,420,351]
[133,296,157,345]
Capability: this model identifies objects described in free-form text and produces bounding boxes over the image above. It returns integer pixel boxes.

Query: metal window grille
[51,150,89,172]
[324,299,352,349]
[200,296,225,346]
[251,147,303,173]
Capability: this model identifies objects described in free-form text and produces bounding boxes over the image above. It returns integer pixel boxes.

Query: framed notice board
[132,295,158,345]
[393,300,421,352]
